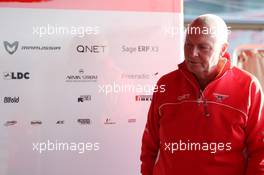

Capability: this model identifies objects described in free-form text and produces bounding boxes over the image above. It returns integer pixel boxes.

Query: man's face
[184,23,223,78]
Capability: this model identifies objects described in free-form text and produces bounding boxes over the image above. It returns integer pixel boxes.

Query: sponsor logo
[213,93,229,102]
[4,41,19,55]
[31,120,42,125]
[79,69,84,74]
[122,45,159,54]
[135,95,152,101]
[77,118,91,125]
[4,120,17,126]
[21,45,61,51]
[121,73,150,79]
[56,120,64,125]
[104,118,116,125]
[128,118,136,123]
[65,69,98,83]
[177,93,190,101]
[3,96,19,103]
[3,41,61,54]
[3,72,30,80]
[121,72,159,79]
[78,95,91,102]
[76,45,106,53]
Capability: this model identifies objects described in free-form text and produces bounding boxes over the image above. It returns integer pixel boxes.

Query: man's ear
[220,43,229,57]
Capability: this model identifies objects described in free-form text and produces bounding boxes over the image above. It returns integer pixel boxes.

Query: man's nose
[190,46,199,57]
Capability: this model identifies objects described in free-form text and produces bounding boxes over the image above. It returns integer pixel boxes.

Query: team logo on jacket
[177,93,190,101]
[213,93,229,102]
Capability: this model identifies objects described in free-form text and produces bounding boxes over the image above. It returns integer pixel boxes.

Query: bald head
[184,14,229,84]
[187,14,229,44]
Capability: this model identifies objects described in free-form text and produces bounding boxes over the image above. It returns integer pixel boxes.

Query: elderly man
[140,14,264,175]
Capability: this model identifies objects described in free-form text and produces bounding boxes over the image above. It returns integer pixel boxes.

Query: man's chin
[187,64,203,73]
[186,65,206,78]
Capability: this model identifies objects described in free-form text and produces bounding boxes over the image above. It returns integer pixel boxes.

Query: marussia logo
[4,41,19,55]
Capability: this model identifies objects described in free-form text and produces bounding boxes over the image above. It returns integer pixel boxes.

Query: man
[140,14,264,175]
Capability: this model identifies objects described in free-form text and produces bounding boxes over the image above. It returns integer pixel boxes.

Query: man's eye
[185,43,193,48]
[199,45,210,50]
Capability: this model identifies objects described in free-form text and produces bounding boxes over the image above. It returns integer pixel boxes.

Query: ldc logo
[3,72,30,80]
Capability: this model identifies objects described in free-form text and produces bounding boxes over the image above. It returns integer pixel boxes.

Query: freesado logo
[3,41,19,55]
[3,72,30,80]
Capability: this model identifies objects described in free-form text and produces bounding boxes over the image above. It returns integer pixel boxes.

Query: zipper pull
[203,99,210,117]
[197,96,202,106]
[197,90,203,106]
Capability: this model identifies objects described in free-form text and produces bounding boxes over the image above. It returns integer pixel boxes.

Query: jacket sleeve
[245,79,264,175]
[140,90,160,175]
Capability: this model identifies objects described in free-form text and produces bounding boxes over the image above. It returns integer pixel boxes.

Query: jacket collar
[178,58,232,89]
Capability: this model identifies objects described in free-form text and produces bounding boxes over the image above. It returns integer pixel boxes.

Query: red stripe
[0,0,182,12]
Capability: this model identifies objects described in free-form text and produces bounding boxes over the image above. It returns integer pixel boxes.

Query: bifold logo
[77,118,91,125]
[3,41,19,55]
[76,45,106,53]
[135,95,152,101]
[3,72,30,80]
[66,69,97,83]
[122,45,159,54]
[4,120,17,126]
[78,95,91,102]
[4,96,19,103]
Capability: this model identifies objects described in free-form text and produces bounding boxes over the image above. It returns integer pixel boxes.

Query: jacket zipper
[199,90,210,117]
[180,69,229,118]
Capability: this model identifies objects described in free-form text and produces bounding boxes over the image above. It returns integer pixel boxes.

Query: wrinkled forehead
[186,24,215,42]
[186,23,218,38]
[185,19,227,43]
